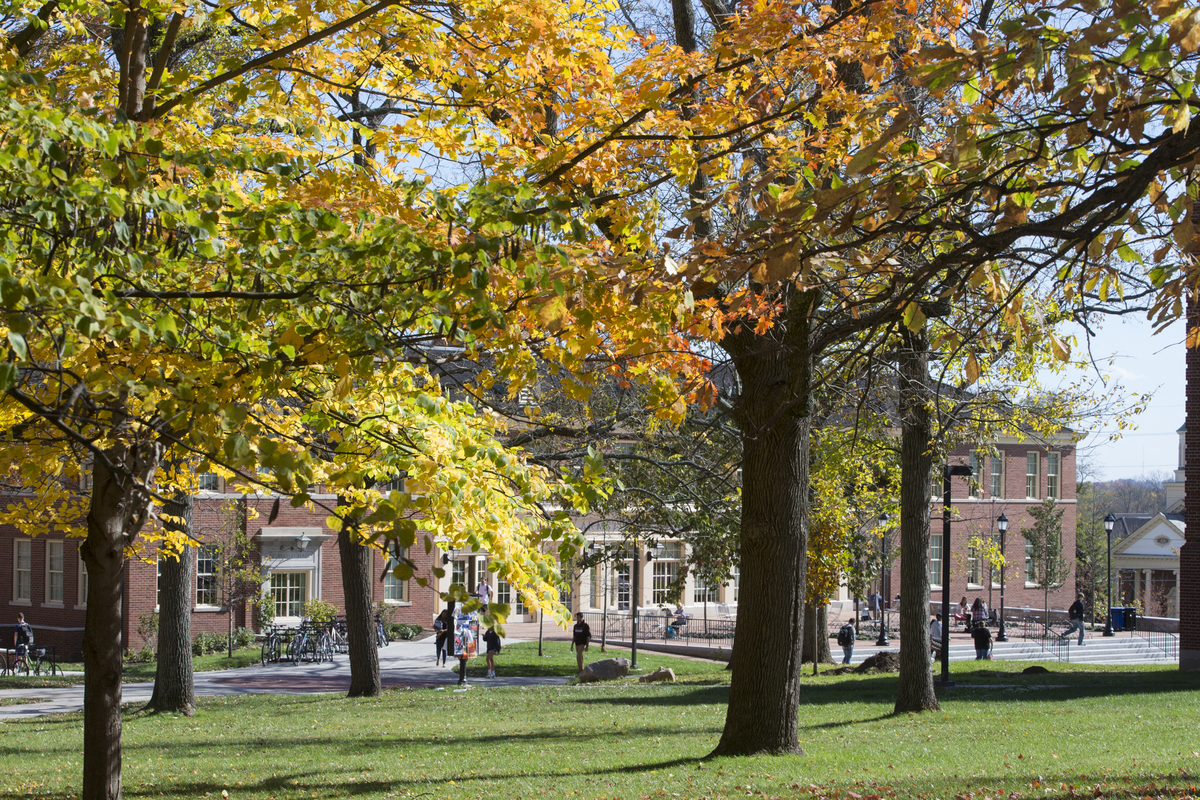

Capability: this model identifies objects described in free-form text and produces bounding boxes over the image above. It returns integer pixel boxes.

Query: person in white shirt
[929,614,943,658]
[476,579,492,610]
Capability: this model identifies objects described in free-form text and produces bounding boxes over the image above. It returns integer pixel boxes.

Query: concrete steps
[938,635,1175,665]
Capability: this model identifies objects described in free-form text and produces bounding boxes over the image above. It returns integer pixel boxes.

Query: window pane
[271,572,308,617]
[384,553,408,602]
[968,453,981,497]
[1047,453,1060,499]
[80,559,88,605]
[47,541,63,603]
[930,533,942,586]
[652,561,678,604]
[451,560,466,586]
[990,455,1003,498]
[196,547,217,606]
[14,540,31,601]
[1026,452,1039,498]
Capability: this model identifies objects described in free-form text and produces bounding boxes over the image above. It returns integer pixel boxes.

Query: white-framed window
[13,539,31,602]
[1025,540,1037,584]
[615,564,630,610]
[1047,452,1061,500]
[197,472,221,491]
[156,557,162,609]
[45,540,64,604]
[1025,452,1039,499]
[930,533,943,587]
[968,453,982,498]
[495,578,525,615]
[383,551,408,603]
[451,559,466,587]
[731,566,739,602]
[196,547,217,607]
[77,557,88,608]
[590,565,602,609]
[269,572,308,618]
[967,545,980,587]
[652,561,678,604]
[990,454,1004,498]
[694,577,718,604]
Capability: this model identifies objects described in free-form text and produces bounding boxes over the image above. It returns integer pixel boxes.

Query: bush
[191,631,226,656]
[123,646,155,664]
[232,627,254,649]
[255,591,275,629]
[302,598,338,625]
[388,623,423,641]
[136,611,159,650]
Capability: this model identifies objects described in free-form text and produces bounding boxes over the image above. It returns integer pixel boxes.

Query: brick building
[1,478,440,661]
[879,434,1080,618]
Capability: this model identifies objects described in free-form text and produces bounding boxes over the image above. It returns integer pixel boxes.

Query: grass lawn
[455,641,721,680]
[2,646,1198,800]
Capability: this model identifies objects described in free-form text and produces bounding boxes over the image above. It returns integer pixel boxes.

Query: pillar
[1181,291,1200,669]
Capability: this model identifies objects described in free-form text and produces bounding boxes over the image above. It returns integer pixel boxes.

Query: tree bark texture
[338,514,381,698]
[801,602,832,665]
[81,439,160,800]
[147,493,196,715]
[893,329,941,713]
[712,290,817,756]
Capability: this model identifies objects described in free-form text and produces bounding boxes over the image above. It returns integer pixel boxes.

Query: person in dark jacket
[971,622,993,660]
[434,603,455,666]
[1061,593,1087,645]
[482,626,502,678]
[572,612,592,673]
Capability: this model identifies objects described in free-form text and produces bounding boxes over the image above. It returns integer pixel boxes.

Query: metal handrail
[579,610,736,648]
[1130,617,1178,659]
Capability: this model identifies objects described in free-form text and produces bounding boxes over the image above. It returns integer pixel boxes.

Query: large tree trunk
[147,493,195,715]
[801,602,832,665]
[893,329,941,713]
[338,508,381,697]
[712,290,816,757]
[81,439,160,800]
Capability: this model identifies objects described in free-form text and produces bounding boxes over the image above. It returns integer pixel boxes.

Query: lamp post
[876,513,890,647]
[995,513,1009,643]
[939,463,973,688]
[630,537,641,669]
[1103,513,1117,636]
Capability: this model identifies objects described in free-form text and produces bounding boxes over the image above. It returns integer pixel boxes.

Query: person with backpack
[837,621,856,664]
[482,626,502,678]
[1061,593,1087,645]
[12,612,32,673]
[572,612,592,673]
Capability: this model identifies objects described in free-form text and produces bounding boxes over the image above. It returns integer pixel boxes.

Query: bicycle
[28,647,57,676]
[329,619,349,655]
[375,614,388,648]
[261,625,286,666]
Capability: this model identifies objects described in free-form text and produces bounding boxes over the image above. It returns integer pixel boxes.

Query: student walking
[12,612,32,673]
[482,626,502,678]
[1062,593,1087,645]
[572,612,592,673]
[434,604,454,666]
[929,614,943,659]
[836,621,856,664]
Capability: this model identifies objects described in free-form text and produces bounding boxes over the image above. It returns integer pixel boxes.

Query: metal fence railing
[579,610,737,649]
[1131,617,1178,660]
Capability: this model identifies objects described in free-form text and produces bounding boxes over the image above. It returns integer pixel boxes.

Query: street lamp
[995,513,1009,643]
[1103,513,1117,636]
[876,513,890,647]
[939,463,973,688]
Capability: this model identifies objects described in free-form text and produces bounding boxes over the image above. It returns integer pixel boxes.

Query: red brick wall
[888,441,1078,617]
[1181,297,1200,669]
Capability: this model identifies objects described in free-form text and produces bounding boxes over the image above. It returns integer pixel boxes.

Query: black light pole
[631,537,642,669]
[939,463,973,688]
[1103,513,1117,636]
[876,513,890,646]
[996,513,1009,643]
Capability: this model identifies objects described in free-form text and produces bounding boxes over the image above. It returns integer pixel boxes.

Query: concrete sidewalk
[0,637,568,721]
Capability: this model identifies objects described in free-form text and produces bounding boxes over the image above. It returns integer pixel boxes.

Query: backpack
[837,624,854,647]
[433,619,445,632]
[15,622,32,646]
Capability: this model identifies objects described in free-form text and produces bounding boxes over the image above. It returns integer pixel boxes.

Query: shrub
[232,627,254,649]
[302,598,338,625]
[255,591,275,629]
[136,611,159,650]
[191,631,226,656]
[388,623,423,641]
[123,646,155,664]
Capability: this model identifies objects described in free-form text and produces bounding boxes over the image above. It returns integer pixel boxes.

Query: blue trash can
[1109,606,1126,631]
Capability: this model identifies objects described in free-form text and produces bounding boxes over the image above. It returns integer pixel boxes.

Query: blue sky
[1065,314,1186,482]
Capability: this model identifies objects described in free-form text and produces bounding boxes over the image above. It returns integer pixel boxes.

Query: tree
[1022,498,1071,632]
